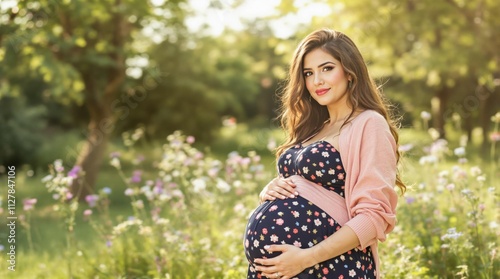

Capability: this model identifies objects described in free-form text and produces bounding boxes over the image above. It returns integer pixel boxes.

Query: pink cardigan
[293,110,398,278]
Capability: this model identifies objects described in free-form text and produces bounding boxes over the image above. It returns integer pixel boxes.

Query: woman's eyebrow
[303,61,336,70]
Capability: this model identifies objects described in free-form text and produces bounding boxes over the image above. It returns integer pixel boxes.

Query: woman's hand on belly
[253,244,316,279]
[259,177,299,204]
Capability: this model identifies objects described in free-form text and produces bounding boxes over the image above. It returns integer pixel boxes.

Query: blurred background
[0,0,499,278]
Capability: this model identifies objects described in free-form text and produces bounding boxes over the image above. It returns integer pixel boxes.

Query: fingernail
[264,245,270,249]
[290,194,295,198]
[295,191,299,195]
[281,195,286,199]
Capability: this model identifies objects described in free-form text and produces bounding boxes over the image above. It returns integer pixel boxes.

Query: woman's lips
[315,88,329,96]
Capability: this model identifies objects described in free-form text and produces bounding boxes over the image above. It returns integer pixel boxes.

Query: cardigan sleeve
[343,113,398,249]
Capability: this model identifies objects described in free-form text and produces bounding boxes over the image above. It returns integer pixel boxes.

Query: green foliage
[0,96,46,168]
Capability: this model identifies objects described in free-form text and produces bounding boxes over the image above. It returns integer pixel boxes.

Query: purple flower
[405,196,416,204]
[130,170,142,183]
[67,166,81,178]
[85,194,99,207]
[23,198,37,211]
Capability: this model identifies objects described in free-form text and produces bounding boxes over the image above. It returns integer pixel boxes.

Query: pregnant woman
[243,29,406,279]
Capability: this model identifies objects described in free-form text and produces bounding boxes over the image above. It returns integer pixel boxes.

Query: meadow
[0,118,499,279]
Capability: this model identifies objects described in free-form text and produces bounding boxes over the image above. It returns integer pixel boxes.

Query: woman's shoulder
[351,109,387,126]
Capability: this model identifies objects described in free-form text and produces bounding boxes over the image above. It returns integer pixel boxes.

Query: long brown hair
[276,28,406,193]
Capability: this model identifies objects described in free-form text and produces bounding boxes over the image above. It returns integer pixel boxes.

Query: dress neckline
[299,139,338,151]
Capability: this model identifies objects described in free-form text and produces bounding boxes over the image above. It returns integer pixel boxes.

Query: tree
[0,0,186,198]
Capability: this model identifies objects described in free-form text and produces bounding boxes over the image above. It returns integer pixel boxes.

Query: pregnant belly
[243,195,340,264]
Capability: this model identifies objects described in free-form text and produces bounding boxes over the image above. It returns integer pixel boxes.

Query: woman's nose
[314,74,323,86]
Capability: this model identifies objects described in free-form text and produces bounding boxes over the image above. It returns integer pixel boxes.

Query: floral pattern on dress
[244,141,376,279]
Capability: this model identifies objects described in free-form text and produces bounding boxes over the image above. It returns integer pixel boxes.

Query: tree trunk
[69,0,126,199]
[481,87,499,153]
[72,113,111,199]
[432,86,450,139]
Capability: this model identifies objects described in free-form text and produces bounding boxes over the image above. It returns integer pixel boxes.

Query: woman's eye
[303,71,312,77]
[323,66,333,72]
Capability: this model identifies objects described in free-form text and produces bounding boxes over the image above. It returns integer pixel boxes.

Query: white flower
[470,166,482,176]
[192,178,206,193]
[454,147,466,157]
[216,179,231,192]
[41,175,53,183]
[110,157,121,169]
[420,111,431,120]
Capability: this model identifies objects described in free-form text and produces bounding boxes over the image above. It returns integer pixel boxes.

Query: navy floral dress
[244,141,376,279]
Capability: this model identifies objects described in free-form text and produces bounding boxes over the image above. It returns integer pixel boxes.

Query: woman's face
[303,48,350,108]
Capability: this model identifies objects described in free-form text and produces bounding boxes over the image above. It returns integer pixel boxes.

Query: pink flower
[23,198,37,211]
[490,132,500,142]
[130,170,142,183]
[85,194,99,207]
[276,218,284,225]
[83,209,92,216]
[186,136,195,144]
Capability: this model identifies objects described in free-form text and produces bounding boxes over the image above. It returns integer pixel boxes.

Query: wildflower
[110,157,121,169]
[405,197,416,204]
[41,175,53,183]
[454,147,466,157]
[130,170,142,183]
[85,194,99,208]
[192,178,206,193]
[139,226,152,236]
[83,209,92,217]
[133,200,144,209]
[478,204,486,211]
[101,187,112,195]
[54,159,64,172]
[398,143,414,152]
[441,227,463,240]
[419,155,437,165]
[490,132,500,142]
[216,179,231,192]
[491,112,500,123]
[186,136,195,144]
[124,188,135,196]
[420,111,431,120]
[67,166,81,178]
[428,128,440,140]
[446,183,455,191]
[470,166,482,176]
[267,138,277,151]
[23,198,37,211]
